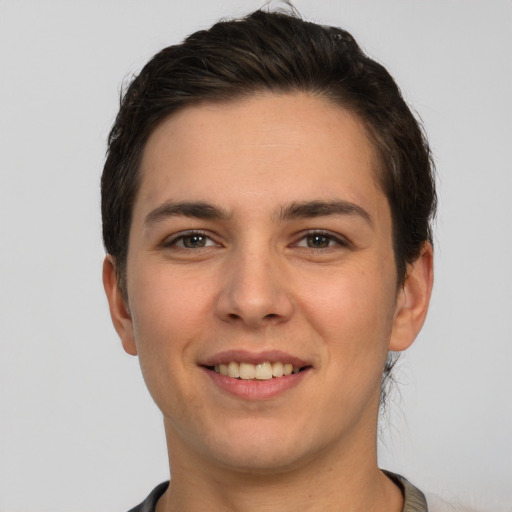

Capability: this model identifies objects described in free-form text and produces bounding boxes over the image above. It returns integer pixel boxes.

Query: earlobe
[102,255,138,356]
[389,242,434,352]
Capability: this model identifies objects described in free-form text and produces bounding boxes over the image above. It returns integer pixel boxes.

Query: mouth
[201,352,312,399]
[205,361,309,380]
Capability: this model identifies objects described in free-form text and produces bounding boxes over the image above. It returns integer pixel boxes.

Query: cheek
[292,267,397,433]
[126,265,214,398]
[298,264,397,358]
[127,267,210,415]
[129,264,212,340]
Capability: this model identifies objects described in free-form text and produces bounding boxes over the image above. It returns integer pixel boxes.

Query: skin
[103,92,433,512]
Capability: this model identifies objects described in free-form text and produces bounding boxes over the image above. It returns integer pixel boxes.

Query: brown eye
[295,231,348,250]
[164,232,218,249]
[306,234,331,248]
[181,234,208,248]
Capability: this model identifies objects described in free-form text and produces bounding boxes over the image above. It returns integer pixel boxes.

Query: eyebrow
[277,200,373,227]
[144,200,230,226]
[144,199,373,228]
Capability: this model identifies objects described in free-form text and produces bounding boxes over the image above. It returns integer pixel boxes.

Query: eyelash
[162,229,349,250]
[294,230,350,250]
[162,230,218,249]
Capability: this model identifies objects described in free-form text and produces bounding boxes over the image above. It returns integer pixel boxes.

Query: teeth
[212,361,302,379]
[272,361,284,377]
[227,361,240,378]
[239,362,255,380]
[255,362,273,380]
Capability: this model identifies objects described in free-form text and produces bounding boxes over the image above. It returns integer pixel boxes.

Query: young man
[102,8,435,512]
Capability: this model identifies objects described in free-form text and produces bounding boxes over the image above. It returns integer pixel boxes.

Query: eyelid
[293,229,351,248]
[160,228,350,249]
[161,229,220,248]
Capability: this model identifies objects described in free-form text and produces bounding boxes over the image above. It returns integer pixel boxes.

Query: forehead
[135,92,386,222]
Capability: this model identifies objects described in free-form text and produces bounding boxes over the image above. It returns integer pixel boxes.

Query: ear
[102,255,137,356]
[389,242,434,352]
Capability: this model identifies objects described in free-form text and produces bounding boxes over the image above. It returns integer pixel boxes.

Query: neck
[157,423,403,512]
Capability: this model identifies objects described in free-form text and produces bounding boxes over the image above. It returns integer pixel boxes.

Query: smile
[202,352,311,400]
[211,361,302,380]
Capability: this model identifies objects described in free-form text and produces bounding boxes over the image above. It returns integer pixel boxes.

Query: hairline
[114,89,405,298]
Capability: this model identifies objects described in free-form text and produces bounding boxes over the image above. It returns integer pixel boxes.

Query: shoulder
[425,491,507,512]
[383,471,428,512]
[425,492,461,511]
[126,482,169,512]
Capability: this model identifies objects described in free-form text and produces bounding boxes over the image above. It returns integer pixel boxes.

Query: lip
[199,349,312,401]
[201,349,309,368]
[202,366,311,400]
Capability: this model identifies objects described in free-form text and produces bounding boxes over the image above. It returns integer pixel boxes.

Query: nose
[214,246,294,329]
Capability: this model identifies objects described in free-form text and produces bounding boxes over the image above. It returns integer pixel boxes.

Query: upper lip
[200,349,311,369]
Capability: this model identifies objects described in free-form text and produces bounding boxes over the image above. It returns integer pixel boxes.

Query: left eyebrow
[276,200,374,227]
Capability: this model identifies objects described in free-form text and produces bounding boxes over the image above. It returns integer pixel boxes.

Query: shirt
[127,472,429,511]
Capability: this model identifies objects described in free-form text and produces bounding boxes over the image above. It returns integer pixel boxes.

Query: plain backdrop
[1,1,511,511]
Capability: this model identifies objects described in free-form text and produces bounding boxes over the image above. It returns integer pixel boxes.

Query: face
[104,92,432,475]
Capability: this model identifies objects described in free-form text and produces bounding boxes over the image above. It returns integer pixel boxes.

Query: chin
[210,445,310,475]
[197,422,325,475]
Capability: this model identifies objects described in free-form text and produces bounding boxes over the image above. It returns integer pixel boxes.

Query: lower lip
[203,367,309,400]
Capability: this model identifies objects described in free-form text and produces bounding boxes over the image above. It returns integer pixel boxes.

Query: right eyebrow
[144,200,230,227]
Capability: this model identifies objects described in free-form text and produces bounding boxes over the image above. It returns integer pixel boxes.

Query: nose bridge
[216,238,292,327]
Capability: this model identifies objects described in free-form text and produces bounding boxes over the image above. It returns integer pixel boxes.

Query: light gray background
[1,1,511,511]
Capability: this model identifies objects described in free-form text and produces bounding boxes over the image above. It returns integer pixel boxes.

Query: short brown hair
[102,9,435,294]
[101,8,437,408]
